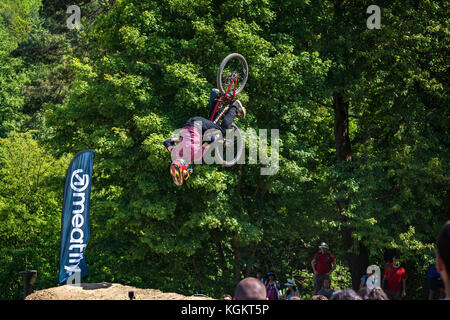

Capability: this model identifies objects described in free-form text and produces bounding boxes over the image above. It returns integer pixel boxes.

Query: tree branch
[308,97,333,110]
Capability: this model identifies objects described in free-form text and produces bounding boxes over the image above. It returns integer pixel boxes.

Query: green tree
[0,132,69,299]
[39,0,449,300]
[46,0,331,296]
[0,0,42,43]
[271,0,449,294]
[0,16,29,137]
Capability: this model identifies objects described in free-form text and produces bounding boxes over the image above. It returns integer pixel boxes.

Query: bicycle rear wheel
[217,53,248,97]
[214,124,244,167]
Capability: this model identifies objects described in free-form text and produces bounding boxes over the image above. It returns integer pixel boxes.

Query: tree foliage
[0,0,448,299]
[0,132,69,299]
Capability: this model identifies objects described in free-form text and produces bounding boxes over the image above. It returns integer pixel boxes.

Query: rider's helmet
[170,159,191,186]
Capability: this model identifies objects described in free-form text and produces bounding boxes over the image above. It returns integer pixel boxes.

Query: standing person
[436,221,450,300]
[265,271,281,300]
[360,269,376,289]
[360,265,380,289]
[311,242,336,294]
[317,278,335,299]
[284,279,300,300]
[256,270,266,285]
[428,258,445,300]
[382,255,407,300]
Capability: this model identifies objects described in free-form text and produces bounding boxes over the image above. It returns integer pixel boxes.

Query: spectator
[311,242,336,294]
[255,270,266,285]
[234,277,268,300]
[428,258,445,300]
[436,221,450,300]
[223,294,232,300]
[360,266,379,290]
[265,271,281,300]
[317,278,335,299]
[330,289,362,300]
[382,254,407,300]
[368,287,389,300]
[284,279,300,300]
[312,295,328,300]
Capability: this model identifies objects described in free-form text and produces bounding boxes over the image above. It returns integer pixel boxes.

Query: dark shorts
[314,275,330,291]
[184,116,224,135]
[428,277,444,291]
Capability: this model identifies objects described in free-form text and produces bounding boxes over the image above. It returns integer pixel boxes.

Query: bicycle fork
[210,77,238,124]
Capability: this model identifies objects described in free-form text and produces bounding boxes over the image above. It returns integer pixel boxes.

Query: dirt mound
[25,283,213,300]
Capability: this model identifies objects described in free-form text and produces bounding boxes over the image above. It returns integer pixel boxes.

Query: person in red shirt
[311,242,336,295]
[383,255,407,300]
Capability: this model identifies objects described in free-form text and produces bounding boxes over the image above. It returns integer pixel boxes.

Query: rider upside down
[163,89,246,186]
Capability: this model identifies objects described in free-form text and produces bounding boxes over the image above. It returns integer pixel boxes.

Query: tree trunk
[333,92,369,290]
[342,225,370,290]
[333,92,351,163]
[211,231,228,276]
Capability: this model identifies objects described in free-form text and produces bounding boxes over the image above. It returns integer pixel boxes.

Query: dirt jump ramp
[25,283,213,300]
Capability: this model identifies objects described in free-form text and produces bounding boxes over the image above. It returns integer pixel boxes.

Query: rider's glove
[163,138,174,149]
[207,135,217,145]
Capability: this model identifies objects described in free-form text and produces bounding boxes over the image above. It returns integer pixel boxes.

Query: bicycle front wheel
[217,53,248,97]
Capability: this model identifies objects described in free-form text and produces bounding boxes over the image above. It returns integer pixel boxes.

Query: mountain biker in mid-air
[163,89,246,186]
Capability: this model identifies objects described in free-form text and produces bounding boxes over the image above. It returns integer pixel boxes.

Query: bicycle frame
[209,76,238,124]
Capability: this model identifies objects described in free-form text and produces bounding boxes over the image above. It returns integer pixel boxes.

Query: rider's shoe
[208,89,220,108]
[232,100,246,119]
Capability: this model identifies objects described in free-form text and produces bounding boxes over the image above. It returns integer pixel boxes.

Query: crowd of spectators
[225,221,450,301]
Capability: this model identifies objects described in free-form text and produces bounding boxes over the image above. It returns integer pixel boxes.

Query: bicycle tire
[216,53,248,96]
[214,124,244,167]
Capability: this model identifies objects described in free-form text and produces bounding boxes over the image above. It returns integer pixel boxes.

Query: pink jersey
[171,126,206,164]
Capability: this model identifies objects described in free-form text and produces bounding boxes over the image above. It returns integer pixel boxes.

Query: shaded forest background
[0,0,448,299]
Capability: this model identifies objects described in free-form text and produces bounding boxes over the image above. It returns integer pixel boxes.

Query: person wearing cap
[265,271,281,300]
[311,242,336,295]
[360,265,380,290]
[284,279,300,300]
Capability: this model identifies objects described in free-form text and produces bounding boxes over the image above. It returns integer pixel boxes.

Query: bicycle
[166,53,249,186]
[207,53,248,167]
